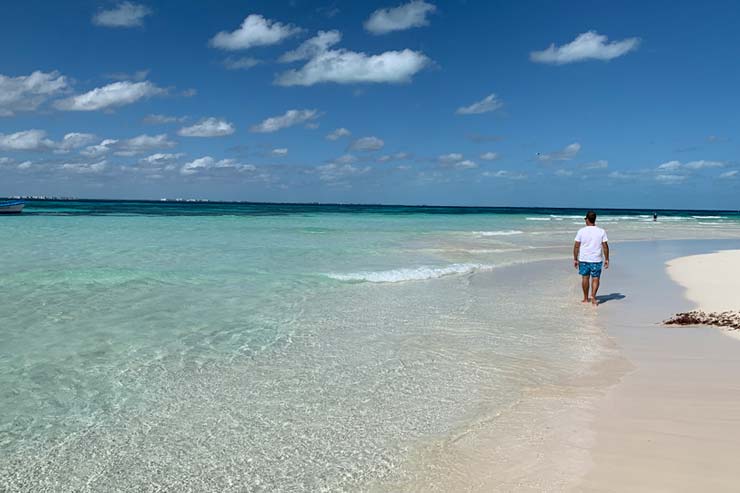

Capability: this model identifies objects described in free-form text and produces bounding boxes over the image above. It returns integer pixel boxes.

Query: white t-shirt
[575,226,608,262]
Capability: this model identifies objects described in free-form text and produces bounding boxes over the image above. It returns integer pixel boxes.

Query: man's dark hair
[586,210,597,223]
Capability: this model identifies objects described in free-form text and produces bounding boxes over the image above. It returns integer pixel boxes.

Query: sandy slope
[667,249,740,312]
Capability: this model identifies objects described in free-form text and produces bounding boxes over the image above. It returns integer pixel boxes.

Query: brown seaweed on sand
[664,310,740,331]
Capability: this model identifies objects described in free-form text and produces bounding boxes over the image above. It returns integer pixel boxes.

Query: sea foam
[326,263,494,283]
[472,230,524,236]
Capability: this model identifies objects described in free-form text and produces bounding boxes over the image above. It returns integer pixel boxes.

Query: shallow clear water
[2,201,740,490]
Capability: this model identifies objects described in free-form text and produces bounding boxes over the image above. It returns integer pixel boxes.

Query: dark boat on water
[0,200,24,214]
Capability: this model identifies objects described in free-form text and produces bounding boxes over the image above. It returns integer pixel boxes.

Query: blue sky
[1,0,738,208]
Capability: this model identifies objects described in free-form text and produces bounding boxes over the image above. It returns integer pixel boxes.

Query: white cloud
[438,153,464,163]
[658,159,725,170]
[331,154,358,164]
[271,148,288,157]
[530,31,640,65]
[349,136,384,151]
[276,47,429,86]
[580,159,608,170]
[81,139,119,157]
[537,142,581,162]
[0,157,33,171]
[0,70,69,116]
[364,1,436,35]
[657,160,681,171]
[181,156,256,175]
[655,174,686,185]
[684,160,725,169]
[453,159,478,169]
[92,2,152,28]
[210,14,301,51]
[143,114,188,124]
[118,134,175,155]
[377,152,409,162]
[480,152,499,161]
[140,153,184,165]
[720,170,738,178]
[608,171,635,180]
[437,153,477,169]
[482,170,526,180]
[222,57,261,70]
[181,157,216,175]
[0,129,54,151]
[456,93,503,115]
[55,81,165,111]
[326,127,351,140]
[82,134,175,157]
[316,162,370,182]
[56,133,96,153]
[555,169,573,177]
[250,109,319,133]
[0,130,99,154]
[280,30,341,62]
[61,160,108,174]
[178,117,235,137]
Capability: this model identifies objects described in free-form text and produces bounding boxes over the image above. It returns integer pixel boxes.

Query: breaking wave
[472,230,524,236]
[326,263,495,283]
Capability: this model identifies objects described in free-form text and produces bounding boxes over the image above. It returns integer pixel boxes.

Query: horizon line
[5,196,739,213]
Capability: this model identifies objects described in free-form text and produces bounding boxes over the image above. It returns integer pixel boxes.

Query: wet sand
[580,241,740,491]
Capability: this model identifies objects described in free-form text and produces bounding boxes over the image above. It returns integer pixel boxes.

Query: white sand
[580,245,740,491]
[667,249,740,312]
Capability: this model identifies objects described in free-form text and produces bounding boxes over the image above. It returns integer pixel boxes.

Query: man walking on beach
[574,210,609,306]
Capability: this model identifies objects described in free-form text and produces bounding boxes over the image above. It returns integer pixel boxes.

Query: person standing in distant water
[573,211,609,306]
[653,212,658,221]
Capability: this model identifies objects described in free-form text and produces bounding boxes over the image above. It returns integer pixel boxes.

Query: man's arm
[573,241,580,269]
[603,242,609,268]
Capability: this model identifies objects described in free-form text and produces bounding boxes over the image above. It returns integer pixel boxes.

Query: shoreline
[666,249,740,339]
[2,234,739,490]
[370,256,631,492]
[580,240,740,491]
[667,249,740,313]
[370,239,740,491]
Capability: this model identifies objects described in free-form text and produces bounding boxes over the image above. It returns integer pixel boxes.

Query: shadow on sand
[596,292,626,304]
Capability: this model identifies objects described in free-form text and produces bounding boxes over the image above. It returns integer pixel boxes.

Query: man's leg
[581,276,590,302]
[591,277,600,305]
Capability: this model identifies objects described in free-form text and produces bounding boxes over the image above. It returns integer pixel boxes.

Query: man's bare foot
[592,299,599,306]
[582,298,590,303]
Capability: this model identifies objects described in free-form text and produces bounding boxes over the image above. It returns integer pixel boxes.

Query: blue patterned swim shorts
[578,261,603,278]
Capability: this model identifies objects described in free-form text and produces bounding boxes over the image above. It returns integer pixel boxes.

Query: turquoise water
[2,201,740,491]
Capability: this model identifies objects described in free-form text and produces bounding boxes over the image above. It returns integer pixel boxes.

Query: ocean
[2,200,739,491]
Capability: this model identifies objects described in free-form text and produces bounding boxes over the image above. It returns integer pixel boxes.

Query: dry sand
[578,243,740,492]
[667,249,740,312]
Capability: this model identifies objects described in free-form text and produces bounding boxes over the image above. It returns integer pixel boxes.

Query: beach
[667,249,740,313]
[581,242,740,491]
[5,0,740,489]
[1,202,740,491]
